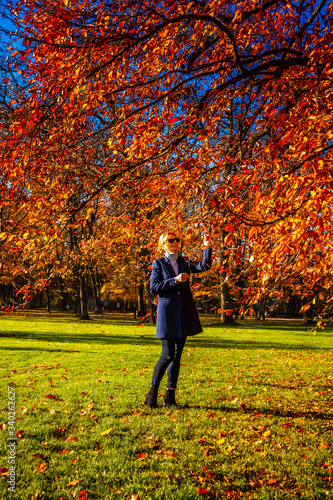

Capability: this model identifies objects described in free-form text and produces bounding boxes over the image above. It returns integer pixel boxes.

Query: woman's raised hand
[203,232,211,247]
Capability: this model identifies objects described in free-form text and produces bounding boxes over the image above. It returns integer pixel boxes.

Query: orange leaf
[35,463,47,472]
[66,479,84,487]
[266,478,278,485]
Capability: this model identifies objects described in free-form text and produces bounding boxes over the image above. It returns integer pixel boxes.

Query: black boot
[164,388,178,407]
[144,386,158,408]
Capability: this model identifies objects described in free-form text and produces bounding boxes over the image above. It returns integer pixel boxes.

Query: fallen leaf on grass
[130,495,140,500]
[203,467,214,479]
[198,439,208,445]
[0,467,9,475]
[319,444,330,449]
[216,438,226,446]
[78,491,87,500]
[35,463,47,472]
[15,430,25,438]
[196,487,209,495]
[60,449,70,454]
[137,453,147,459]
[32,453,45,459]
[251,412,263,419]
[66,478,84,487]
[266,478,278,485]
[31,403,42,410]
[101,428,113,436]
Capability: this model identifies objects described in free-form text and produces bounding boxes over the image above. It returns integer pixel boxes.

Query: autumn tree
[1,0,333,321]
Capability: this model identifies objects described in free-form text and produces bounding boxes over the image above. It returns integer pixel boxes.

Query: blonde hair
[157,231,179,255]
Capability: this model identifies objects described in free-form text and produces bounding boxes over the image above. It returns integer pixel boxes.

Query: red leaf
[136,453,146,459]
[196,487,209,495]
[203,466,213,479]
[168,116,184,123]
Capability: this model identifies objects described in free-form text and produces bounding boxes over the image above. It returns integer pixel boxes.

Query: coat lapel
[178,257,190,274]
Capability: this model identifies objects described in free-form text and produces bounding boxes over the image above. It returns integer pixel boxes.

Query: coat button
[177,291,181,295]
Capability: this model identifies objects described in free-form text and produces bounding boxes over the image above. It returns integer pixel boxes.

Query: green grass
[0,311,332,500]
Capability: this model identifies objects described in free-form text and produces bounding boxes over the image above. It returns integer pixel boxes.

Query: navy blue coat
[150,248,212,339]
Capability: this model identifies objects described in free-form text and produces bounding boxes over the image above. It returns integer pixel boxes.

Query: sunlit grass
[0,311,332,499]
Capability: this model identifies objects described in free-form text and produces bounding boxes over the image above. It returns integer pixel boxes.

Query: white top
[165,252,178,276]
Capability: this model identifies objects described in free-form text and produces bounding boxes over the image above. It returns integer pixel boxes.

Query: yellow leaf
[216,438,226,446]
[66,479,83,487]
[263,430,271,438]
[101,428,113,436]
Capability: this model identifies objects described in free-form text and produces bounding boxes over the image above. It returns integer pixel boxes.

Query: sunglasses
[167,238,180,243]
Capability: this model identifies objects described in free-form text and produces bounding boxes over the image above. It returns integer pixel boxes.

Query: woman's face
[163,233,180,254]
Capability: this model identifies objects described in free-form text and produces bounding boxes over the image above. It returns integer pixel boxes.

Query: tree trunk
[145,281,156,324]
[79,271,90,320]
[220,282,235,324]
[219,237,235,324]
[91,270,103,314]
[138,283,145,317]
[46,286,51,313]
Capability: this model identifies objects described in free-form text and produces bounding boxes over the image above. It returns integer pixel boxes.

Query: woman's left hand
[203,232,211,247]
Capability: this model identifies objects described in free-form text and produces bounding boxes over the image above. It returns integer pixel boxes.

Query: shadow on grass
[1,330,332,352]
[117,402,333,423]
[184,404,333,422]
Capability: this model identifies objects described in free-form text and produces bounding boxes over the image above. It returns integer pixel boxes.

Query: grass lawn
[0,311,332,500]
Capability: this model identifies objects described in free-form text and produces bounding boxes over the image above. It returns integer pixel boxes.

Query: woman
[144,231,212,408]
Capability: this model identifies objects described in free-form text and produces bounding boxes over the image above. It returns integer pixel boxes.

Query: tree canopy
[1,0,333,319]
